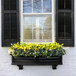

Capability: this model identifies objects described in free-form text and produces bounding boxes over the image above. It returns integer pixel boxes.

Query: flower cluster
[8,42,66,58]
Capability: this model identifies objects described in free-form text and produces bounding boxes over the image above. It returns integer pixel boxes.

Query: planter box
[11,56,62,70]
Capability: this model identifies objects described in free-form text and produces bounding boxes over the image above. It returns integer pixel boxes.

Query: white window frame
[20,0,55,43]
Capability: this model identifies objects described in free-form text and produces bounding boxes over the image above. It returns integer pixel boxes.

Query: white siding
[0,0,76,76]
[0,0,1,47]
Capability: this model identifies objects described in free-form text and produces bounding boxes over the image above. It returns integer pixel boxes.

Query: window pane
[33,15,52,29]
[23,15,52,42]
[43,0,52,13]
[23,0,32,13]
[33,0,42,13]
[43,16,52,29]
[33,30,36,39]
[23,16,32,41]
[23,29,32,40]
[23,16,32,29]
[39,30,42,39]
[43,30,52,40]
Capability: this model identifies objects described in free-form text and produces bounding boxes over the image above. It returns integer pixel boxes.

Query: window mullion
[42,28,43,41]
[32,17,33,40]
[52,0,55,42]
[21,0,23,42]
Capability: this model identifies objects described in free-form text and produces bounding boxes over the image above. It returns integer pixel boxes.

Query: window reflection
[23,15,52,41]
[23,0,32,13]
[23,0,52,13]
[43,0,52,13]
[33,0,42,13]
[23,16,32,29]
[23,29,32,40]
[43,30,52,39]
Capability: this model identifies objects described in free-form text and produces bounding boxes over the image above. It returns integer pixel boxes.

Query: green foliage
[8,42,66,58]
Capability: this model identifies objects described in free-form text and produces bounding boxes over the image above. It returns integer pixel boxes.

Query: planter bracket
[17,65,23,70]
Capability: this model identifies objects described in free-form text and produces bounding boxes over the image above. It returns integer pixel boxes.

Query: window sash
[20,0,55,43]
[23,0,52,13]
[23,15,52,41]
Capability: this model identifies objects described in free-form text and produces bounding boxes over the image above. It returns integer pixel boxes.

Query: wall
[0,0,76,76]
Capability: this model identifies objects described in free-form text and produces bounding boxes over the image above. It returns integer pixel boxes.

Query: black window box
[11,56,62,70]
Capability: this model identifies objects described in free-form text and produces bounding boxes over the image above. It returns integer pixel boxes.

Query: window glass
[23,0,52,42]
[33,0,42,13]
[23,15,52,42]
[43,0,52,13]
[23,0,32,13]
[23,0,52,13]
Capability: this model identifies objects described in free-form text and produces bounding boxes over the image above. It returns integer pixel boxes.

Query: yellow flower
[19,46,24,49]
[24,47,26,52]
[11,43,13,45]
[8,49,14,54]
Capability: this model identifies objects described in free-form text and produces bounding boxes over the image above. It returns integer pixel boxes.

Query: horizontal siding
[0,0,76,76]
[0,0,1,47]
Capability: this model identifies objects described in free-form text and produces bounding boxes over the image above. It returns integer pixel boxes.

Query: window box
[11,55,62,70]
[9,42,65,70]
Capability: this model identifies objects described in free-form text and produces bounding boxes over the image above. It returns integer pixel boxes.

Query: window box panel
[12,56,62,70]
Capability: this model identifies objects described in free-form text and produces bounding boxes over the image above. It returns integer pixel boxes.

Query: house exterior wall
[0,0,76,76]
